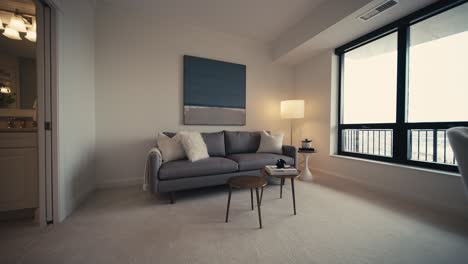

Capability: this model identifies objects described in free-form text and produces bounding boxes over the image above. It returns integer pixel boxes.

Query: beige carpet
[2,177,468,264]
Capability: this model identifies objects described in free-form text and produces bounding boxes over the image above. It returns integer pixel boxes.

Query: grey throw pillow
[201,132,226,157]
[257,130,284,154]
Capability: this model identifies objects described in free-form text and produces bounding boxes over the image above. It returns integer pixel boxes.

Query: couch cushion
[226,153,294,171]
[224,131,261,155]
[201,132,225,157]
[158,157,238,180]
[163,131,225,157]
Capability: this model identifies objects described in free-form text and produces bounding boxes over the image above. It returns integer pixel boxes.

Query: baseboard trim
[96,177,143,189]
[310,167,468,219]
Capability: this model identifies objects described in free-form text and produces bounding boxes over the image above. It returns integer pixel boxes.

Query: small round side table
[298,149,316,182]
[225,176,267,229]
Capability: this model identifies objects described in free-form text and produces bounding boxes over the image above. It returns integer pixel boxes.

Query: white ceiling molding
[271,0,373,62]
[273,0,438,65]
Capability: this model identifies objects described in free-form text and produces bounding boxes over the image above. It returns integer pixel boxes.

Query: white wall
[55,0,96,221]
[294,50,468,215]
[94,3,294,187]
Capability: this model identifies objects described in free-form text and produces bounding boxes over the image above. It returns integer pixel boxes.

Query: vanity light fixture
[0,87,12,94]
[0,10,36,42]
[25,20,36,42]
[3,25,21,40]
[8,12,27,32]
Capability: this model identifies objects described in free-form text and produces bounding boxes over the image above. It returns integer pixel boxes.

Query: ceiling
[275,0,440,65]
[99,0,326,42]
[0,0,35,15]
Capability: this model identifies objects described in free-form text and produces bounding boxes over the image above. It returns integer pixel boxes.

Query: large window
[336,0,468,172]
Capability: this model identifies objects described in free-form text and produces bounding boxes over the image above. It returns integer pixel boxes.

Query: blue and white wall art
[183,55,246,125]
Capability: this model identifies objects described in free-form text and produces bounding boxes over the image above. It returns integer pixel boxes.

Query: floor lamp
[280,100,304,145]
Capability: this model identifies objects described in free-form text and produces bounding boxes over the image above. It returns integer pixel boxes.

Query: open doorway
[0,0,56,227]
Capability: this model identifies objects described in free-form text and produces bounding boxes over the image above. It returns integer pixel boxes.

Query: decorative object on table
[257,130,284,154]
[265,165,298,176]
[183,55,246,125]
[280,100,304,145]
[276,159,287,168]
[447,127,468,198]
[298,149,317,182]
[225,176,267,229]
[301,138,312,149]
[262,169,300,215]
[178,131,209,162]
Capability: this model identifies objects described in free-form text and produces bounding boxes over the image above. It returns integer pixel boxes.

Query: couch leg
[169,192,175,204]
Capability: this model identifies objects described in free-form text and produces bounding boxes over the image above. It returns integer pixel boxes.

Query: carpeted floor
[2,177,468,264]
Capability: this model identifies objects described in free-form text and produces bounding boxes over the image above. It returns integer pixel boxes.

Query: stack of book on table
[265,165,298,176]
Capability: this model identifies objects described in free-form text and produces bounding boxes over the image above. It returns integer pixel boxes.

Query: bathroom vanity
[0,129,38,212]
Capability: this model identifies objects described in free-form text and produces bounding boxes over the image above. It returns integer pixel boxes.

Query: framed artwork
[183,55,246,125]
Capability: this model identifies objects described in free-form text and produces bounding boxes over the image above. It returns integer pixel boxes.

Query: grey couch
[149,131,297,203]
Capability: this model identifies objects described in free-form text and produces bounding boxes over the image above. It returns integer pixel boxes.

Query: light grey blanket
[143,147,162,191]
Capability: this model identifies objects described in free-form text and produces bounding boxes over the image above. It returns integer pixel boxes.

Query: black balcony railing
[342,128,457,166]
[342,129,393,157]
[409,129,456,165]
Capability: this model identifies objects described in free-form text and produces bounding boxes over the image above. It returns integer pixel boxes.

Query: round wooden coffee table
[225,176,267,229]
[262,169,300,215]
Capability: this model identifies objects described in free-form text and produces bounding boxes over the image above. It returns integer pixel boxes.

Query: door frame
[36,0,59,226]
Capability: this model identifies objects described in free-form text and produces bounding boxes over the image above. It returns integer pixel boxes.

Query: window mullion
[394,26,409,163]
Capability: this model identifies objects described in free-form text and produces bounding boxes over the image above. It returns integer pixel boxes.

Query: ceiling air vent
[358,0,398,21]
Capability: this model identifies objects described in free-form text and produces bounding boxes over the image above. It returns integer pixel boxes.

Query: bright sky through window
[342,33,397,124]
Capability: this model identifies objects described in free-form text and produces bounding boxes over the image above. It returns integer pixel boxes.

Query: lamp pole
[290,119,293,146]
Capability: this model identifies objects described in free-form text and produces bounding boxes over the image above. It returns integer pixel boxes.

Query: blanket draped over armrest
[143,147,162,191]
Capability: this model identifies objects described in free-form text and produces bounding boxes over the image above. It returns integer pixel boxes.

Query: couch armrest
[147,148,163,193]
[282,145,297,168]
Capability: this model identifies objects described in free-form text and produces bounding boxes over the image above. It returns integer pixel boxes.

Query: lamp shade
[25,30,36,42]
[281,100,304,119]
[9,14,27,32]
[3,26,21,40]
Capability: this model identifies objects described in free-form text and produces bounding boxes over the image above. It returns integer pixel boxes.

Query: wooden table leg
[225,186,232,222]
[280,178,284,199]
[291,178,296,215]
[255,188,263,229]
[260,187,264,204]
[250,188,254,210]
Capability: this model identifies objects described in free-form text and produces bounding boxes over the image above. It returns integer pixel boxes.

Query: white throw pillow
[179,131,209,162]
[156,133,186,162]
[257,130,284,154]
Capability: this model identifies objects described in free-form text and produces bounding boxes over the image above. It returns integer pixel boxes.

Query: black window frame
[335,0,468,173]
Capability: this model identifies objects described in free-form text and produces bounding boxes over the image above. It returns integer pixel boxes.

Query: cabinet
[0,132,38,212]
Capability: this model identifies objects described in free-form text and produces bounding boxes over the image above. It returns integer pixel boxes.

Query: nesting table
[225,176,267,229]
[261,169,300,215]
